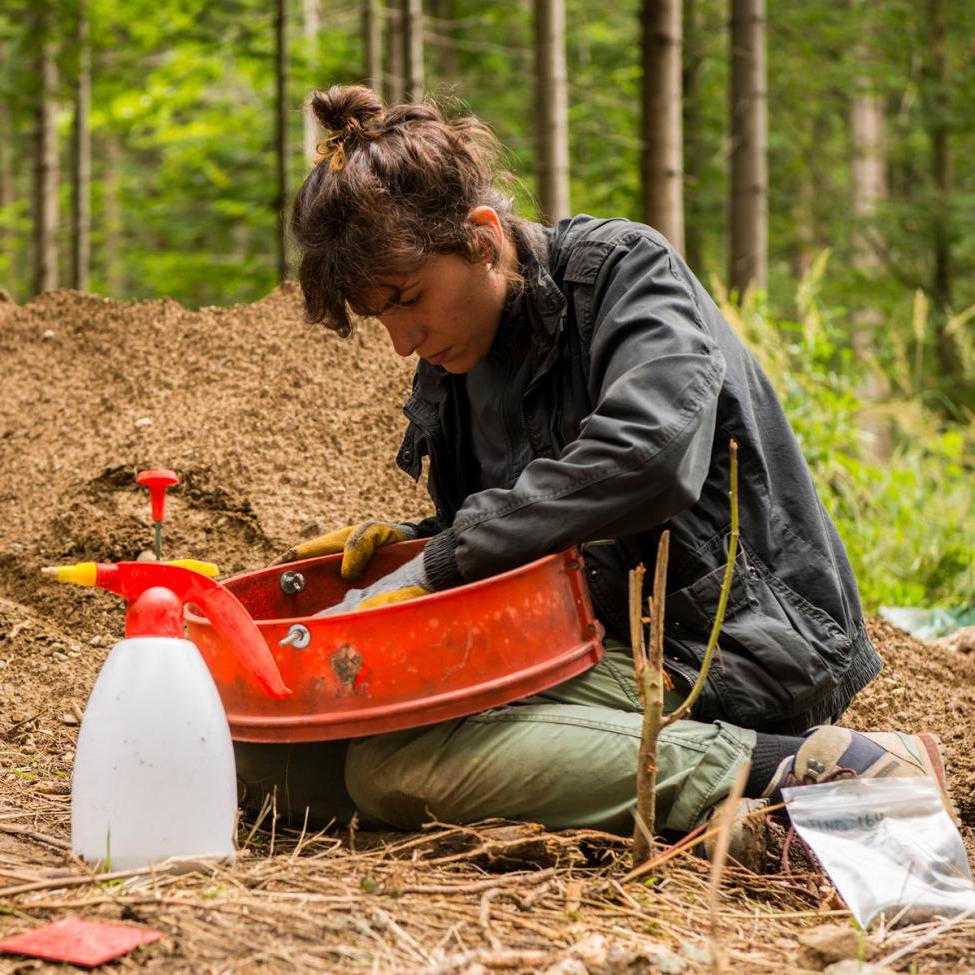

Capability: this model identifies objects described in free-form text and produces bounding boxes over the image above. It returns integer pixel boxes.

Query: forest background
[1,0,974,617]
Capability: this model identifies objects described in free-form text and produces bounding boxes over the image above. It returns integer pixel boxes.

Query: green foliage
[719,257,975,611]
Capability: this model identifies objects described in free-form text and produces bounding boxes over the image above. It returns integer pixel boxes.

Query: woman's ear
[467,206,504,263]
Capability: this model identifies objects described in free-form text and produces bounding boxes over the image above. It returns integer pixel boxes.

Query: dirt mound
[0,286,431,775]
[0,285,429,614]
[850,618,975,824]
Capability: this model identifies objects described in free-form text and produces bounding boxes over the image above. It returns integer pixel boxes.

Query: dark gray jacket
[400,216,882,734]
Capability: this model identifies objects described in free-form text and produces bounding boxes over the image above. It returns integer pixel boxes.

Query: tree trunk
[102,134,124,296]
[303,0,321,166]
[534,0,570,224]
[728,0,767,296]
[682,0,702,272]
[793,166,816,280]
[850,58,886,275]
[641,0,684,252]
[71,0,92,292]
[363,0,383,94]
[275,0,290,282]
[924,0,956,378]
[431,0,460,88]
[0,39,14,281]
[849,39,891,458]
[386,0,405,104]
[402,0,424,101]
[32,0,59,296]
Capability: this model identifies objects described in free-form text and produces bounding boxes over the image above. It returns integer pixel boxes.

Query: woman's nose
[385,321,425,357]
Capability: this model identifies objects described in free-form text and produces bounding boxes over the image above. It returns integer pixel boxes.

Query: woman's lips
[425,346,453,365]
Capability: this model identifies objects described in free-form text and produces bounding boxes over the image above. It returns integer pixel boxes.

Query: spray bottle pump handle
[137,469,178,522]
[41,561,291,700]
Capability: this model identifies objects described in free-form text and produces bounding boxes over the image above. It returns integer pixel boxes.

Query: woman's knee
[344,727,453,829]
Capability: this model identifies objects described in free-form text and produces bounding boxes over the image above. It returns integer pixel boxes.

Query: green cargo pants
[235,641,756,835]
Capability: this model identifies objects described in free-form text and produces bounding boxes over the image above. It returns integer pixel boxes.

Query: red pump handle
[96,562,291,700]
[137,469,178,522]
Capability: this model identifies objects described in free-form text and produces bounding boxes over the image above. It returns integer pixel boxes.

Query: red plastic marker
[137,468,178,560]
[0,917,162,967]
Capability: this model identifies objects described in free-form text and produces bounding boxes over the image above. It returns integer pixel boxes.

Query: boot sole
[916,732,960,825]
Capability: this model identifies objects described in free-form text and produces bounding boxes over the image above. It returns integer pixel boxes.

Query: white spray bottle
[43,472,290,870]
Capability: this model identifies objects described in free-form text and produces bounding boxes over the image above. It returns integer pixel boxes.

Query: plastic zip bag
[783,777,975,928]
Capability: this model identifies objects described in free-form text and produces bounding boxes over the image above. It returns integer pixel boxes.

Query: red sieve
[186,541,604,742]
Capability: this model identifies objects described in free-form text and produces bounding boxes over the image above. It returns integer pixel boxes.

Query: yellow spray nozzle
[167,559,220,579]
[41,562,98,586]
[41,560,219,585]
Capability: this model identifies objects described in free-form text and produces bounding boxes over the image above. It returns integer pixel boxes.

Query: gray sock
[745,732,803,799]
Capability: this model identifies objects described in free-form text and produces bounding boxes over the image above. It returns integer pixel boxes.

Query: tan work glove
[273,521,417,580]
[357,585,430,611]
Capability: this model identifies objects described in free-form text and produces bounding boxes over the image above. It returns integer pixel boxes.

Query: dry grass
[2,777,975,974]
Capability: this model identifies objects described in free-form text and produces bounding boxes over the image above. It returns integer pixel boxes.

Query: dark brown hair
[291,85,522,336]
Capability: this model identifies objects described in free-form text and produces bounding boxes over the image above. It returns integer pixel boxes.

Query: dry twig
[630,439,741,868]
[707,760,751,973]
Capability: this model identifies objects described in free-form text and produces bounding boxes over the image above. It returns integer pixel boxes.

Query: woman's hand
[272,520,417,578]
[315,552,431,615]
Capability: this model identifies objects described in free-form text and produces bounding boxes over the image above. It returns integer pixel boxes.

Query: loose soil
[0,287,973,973]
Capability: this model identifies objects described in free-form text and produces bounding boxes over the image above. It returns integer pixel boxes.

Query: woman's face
[365,253,509,374]
[361,207,514,374]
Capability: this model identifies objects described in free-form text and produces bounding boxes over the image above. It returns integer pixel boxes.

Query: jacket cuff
[402,515,444,539]
[423,529,465,591]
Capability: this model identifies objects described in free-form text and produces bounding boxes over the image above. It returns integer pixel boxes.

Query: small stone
[654,953,687,975]
[136,550,158,562]
[9,543,23,554]
[36,782,70,795]
[52,651,68,662]
[823,963,897,975]
[543,961,588,975]
[798,925,870,967]
[679,943,711,965]
[41,329,55,340]
[134,417,153,428]
[570,934,606,966]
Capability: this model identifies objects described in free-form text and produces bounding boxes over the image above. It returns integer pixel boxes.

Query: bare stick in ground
[632,531,670,863]
[630,439,740,868]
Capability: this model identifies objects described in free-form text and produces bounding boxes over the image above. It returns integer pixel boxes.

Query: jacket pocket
[664,537,852,728]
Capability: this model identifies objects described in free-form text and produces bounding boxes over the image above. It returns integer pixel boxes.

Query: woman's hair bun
[311,85,383,136]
